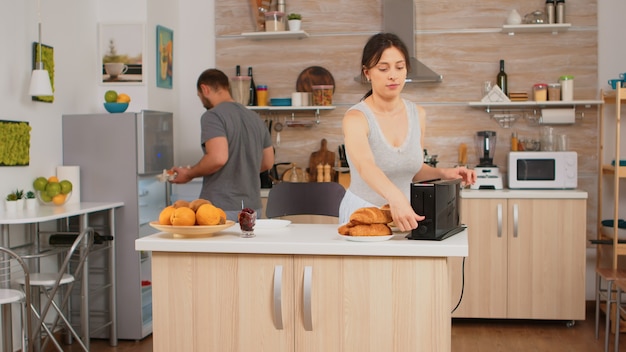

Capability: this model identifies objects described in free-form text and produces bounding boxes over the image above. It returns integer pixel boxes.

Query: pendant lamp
[29,0,53,97]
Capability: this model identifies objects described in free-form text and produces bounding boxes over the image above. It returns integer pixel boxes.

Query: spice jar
[548,83,561,101]
[533,83,548,101]
[559,75,574,101]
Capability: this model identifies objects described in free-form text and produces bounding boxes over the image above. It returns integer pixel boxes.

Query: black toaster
[408,178,464,240]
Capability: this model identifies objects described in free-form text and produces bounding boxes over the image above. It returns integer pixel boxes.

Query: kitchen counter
[135,224,468,257]
[461,188,588,199]
[136,224,467,352]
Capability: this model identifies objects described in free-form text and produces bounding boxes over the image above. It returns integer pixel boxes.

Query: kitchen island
[136,224,468,352]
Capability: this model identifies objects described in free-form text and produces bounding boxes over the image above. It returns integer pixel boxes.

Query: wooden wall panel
[215,0,599,239]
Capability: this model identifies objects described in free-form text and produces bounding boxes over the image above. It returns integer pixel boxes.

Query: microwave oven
[508,151,578,189]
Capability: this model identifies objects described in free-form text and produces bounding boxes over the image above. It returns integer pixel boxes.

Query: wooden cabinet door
[452,198,508,318]
[294,255,451,352]
[507,199,586,320]
[151,253,294,352]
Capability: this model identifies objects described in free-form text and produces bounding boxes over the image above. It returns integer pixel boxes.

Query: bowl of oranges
[103,90,131,113]
[33,176,73,206]
[150,199,235,238]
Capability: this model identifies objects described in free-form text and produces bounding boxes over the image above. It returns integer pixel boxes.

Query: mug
[608,79,624,89]
[105,63,128,78]
[620,73,626,80]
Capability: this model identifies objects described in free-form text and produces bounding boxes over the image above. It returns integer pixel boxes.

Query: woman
[339,33,476,232]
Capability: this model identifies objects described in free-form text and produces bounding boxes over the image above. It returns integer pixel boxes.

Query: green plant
[26,191,35,199]
[287,13,302,20]
[6,189,22,201]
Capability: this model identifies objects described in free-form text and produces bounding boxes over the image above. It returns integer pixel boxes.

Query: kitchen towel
[57,165,80,204]
[540,108,575,124]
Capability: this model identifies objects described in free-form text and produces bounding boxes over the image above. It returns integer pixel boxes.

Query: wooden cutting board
[308,139,336,182]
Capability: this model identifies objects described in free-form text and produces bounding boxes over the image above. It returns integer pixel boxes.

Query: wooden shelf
[603,91,626,104]
[240,30,309,40]
[601,164,626,178]
[502,23,571,35]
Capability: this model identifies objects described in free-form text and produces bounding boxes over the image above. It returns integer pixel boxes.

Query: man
[170,68,274,221]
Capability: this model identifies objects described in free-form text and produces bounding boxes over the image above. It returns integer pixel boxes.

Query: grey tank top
[346,99,424,205]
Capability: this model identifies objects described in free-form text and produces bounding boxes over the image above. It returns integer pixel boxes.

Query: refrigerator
[62,110,174,340]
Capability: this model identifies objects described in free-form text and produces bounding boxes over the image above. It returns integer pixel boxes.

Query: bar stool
[0,246,33,352]
[16,227,94,351]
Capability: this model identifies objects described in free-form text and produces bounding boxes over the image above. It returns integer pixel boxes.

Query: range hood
[383,0,443,83]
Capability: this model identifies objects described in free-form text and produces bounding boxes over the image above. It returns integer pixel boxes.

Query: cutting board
[308,139,336,182]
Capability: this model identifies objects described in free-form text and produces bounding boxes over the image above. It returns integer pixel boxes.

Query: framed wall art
[156,25,173,89]
[99,22,145,85]
[0,120,31,166]
[31,43,54,103]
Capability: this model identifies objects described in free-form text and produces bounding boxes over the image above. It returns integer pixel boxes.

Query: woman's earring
[366,78,371,82]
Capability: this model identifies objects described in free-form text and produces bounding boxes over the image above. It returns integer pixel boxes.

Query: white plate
[150,221,235,238]
[255,219,291,229]
[338,234,394,242]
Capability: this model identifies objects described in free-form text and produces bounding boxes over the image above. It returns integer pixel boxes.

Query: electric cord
[451,256,466,314]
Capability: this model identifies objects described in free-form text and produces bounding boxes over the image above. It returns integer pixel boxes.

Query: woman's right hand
[389,198,425,232]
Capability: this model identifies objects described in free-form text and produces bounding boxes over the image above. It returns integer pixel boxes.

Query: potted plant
[287,13,302,31]
[5,190,21,212]
[25,190,37,210]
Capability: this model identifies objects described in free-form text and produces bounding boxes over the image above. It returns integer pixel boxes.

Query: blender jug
[475,131,497,167]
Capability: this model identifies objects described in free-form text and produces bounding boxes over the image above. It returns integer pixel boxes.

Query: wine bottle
[248,67,257,106]
[496,60,508,96]
[235,65,241,76]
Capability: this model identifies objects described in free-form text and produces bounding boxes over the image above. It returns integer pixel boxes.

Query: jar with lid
[256,85,268,106]
[533,83,548,102]
[556,0,565,23]
[559,75,574,101]
[264,11,286,32]
[548,83,561,101]
[545,0,555,24]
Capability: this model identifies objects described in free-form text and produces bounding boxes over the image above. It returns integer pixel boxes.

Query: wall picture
[156,25,173,89]
[31,43,54,103]
[99,22,145,84]
[0,120,31,166]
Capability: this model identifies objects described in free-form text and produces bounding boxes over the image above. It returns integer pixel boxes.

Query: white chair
[16,227,95,352]
[0,246,33,352]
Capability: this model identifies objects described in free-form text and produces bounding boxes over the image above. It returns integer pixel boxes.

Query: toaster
[408,178,464,240]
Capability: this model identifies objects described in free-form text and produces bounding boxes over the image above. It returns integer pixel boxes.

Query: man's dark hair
[197,68,230,91]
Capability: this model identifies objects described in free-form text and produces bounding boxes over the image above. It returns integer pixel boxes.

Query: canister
[559,75,574,101]
[312,85,334,106]
[264,11,285,32]
[256,85,268,106]
[533,83,548,101]
[548,83,561,101]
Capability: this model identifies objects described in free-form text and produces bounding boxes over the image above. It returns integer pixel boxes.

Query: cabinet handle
[513,203,519,238]
[273,265,283,330]
[303,266,313,331]
[497,203,503,238]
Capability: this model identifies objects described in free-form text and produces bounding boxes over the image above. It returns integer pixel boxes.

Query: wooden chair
[0,246,33,352]
[265,182,346,224]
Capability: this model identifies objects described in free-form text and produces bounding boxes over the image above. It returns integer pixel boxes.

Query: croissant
[347,223,392,237]
[349,207,393,225]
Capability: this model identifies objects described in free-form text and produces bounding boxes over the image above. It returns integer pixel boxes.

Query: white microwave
[508,151,578,189]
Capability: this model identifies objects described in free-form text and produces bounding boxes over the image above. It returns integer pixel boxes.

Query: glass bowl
[36,190,72,206]
[103,102,129,113]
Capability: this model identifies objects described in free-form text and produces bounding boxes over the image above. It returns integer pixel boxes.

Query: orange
[196,204,225,226]
[189,198,212,212]
[52,193,67,205]
[159,206,176,225]
[117,93,131,103]
[172,199,190,209]
[170,207,196,226]
[48,176,59,183]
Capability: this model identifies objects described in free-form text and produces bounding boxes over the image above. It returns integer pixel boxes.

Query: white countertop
[136,224,468,258]
[0,202,124,224]
[461,189,588,199]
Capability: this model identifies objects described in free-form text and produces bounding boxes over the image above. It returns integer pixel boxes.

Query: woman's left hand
[442,166,477,186]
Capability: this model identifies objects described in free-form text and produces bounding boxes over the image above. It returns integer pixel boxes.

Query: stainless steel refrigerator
[62,110,173,340]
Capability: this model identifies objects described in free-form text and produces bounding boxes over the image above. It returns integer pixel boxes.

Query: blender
[470,130,503,190]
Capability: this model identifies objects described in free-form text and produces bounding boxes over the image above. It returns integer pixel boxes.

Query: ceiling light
[29,0,53,97]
